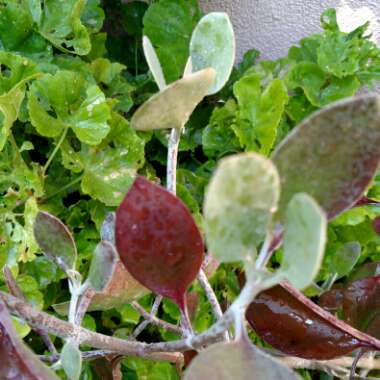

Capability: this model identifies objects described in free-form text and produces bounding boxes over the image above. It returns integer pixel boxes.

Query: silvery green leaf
[87,241,118,292]
[143,36,166,91]
[204,153,280,263]
[281,193,327,290]
[61,340,82,380]
[190,12,235,95]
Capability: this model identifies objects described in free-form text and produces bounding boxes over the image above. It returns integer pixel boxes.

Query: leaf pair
[204,152,327,290]
[131,12,235,132]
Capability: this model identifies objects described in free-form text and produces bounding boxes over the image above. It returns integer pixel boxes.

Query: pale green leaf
[281,193,327,290]
[61,340,82,380]
[190,12,235,95]
[87,241,118,292]
[204,153,280,263]
[330,241,361,279]
[185,339,300,380]
[131,68,215,131]
[143,36,167,90]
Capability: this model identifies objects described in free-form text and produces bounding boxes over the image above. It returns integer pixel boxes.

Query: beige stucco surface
[200,0,380,61]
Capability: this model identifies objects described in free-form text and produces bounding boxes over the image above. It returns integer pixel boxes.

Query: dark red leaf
[0,301,59,379]
[246,282,380,359]
[116,176,204,310]
[342,275,380,339]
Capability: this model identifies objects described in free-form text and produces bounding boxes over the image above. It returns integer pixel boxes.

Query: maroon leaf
[0,301,59,379]
[116,176,204,310]
[246,282,380,359]
[342,275,380,339]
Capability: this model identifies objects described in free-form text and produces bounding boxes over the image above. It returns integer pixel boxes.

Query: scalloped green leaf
[33,211,77,272]
[130,68,215,131]
[184,338,300,380]
[204,153,280,263]
[190,12,235,95]
[28,71,111,145]
[273,95,380,220]
[280,193,327,290]
[39,0,91,55]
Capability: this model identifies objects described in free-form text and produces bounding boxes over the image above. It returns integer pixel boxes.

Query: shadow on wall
[200,0,380,61]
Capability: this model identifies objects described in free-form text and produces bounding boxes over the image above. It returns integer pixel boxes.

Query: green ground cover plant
[1,0,380,379]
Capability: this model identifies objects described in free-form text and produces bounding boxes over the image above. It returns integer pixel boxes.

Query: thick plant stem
[3,266,57,354]
[75,288,96,325]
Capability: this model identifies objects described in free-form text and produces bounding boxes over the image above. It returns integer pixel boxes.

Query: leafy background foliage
[1,0,380,378]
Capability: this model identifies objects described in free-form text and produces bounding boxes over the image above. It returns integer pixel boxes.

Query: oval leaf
[130,68,216,131]
[143,36,166,91]
[190,12,235,95]
[280,193,327,289]
[329,241,361,279]
[116,176,204,309]
[184,338,300,380]
[272,94,380,220]
[61,340,82,380]
[87,241,118,292]
[204,153,280,263]
[246,283,380,359]
[0,301,59,379]
[34,211,77,272]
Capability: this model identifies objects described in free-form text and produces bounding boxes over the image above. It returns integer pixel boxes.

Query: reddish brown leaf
[246,282,380,359]
[0,301,59,379]
[116,176,204,310]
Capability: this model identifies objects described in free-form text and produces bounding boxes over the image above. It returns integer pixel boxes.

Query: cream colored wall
[200,0,380,61]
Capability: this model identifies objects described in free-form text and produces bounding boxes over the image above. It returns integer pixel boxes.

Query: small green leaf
[131,68,215,131]
[204,153,280,263]
[190,12,235,95]
[143,36,167,90]
[33,211,77,272]
[184,338,300,380]
[61,340,82,380]
[281,193,327,290]
[86,241,118,292]
[330,242,361,279]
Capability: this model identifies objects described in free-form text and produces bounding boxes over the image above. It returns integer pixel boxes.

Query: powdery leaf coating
[204,153,280,263]
[116,176,204,309]
[272,94,380,220]
[61,341,82,380]
[130,68,215,131]
[281,193,327,289]
[0,301,59,380]
[87,241,118,292]
[34,211,77,271]
[329,242,361,279]
[143,36,166,90]
[190,12,235,95]
[184,338,300,380]
[246,284,379,359]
